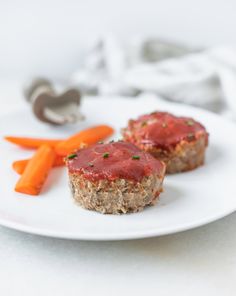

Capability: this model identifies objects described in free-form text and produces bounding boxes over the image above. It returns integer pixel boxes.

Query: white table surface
[0,81,235,296]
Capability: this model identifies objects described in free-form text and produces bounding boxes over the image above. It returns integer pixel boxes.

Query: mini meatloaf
[66,141,166,214]
[122,111,209,174]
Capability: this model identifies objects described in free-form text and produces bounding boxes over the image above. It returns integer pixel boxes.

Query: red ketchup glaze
[67,142,165,182]
[128,112,208,150]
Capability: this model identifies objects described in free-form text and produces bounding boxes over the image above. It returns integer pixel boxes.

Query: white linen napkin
[71,36,236,120]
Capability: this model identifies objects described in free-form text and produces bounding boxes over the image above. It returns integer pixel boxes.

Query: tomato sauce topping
[67,141,165,182]
[127,112,208,150]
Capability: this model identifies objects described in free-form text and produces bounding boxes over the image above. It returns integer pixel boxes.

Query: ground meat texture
[66,142,166,214]
[122,111,209,174]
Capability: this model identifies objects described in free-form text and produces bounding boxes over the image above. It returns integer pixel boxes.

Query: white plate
[0,97,235,240]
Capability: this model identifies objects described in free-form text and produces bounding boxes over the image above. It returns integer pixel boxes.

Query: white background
[1,0,236,79]
[0,1,236,295]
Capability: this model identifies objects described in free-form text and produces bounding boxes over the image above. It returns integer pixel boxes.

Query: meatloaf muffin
[122,111,209,174]
[66,141,166,214]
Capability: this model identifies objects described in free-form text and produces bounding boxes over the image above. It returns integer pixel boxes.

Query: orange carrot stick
[13,155,65,175]
[4,136,62,149]
[53,155,65,166]
[15,145,56,195]
[55,125,114,156]
[13,159,30,175]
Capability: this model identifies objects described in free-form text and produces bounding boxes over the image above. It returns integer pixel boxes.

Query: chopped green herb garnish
[68,153,77,159]
[186,120,194,126]
[98,141,104,144]
[103,152,109,158]
[88,162,94,167]
[132,155,140,160]
[162,122,167,128]
[187,133,195,141]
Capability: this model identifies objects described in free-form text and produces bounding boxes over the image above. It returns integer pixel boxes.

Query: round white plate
[0,97,235,240]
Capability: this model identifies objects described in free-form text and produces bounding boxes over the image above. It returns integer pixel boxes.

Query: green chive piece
[103,152,109,158]
[132,155,140,160]
[162,122,167,128]
[68,153,77,159]
[186,120,194,126]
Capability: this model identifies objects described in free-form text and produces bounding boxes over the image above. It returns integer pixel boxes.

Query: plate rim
[0,207,235,240]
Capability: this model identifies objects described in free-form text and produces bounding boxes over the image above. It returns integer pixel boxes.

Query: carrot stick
[4,136,62,149]
[15,145,56,195]
[13,155,65,175]
[12,159,29,175]
[53,155,65,166]
[55,125,114,156]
